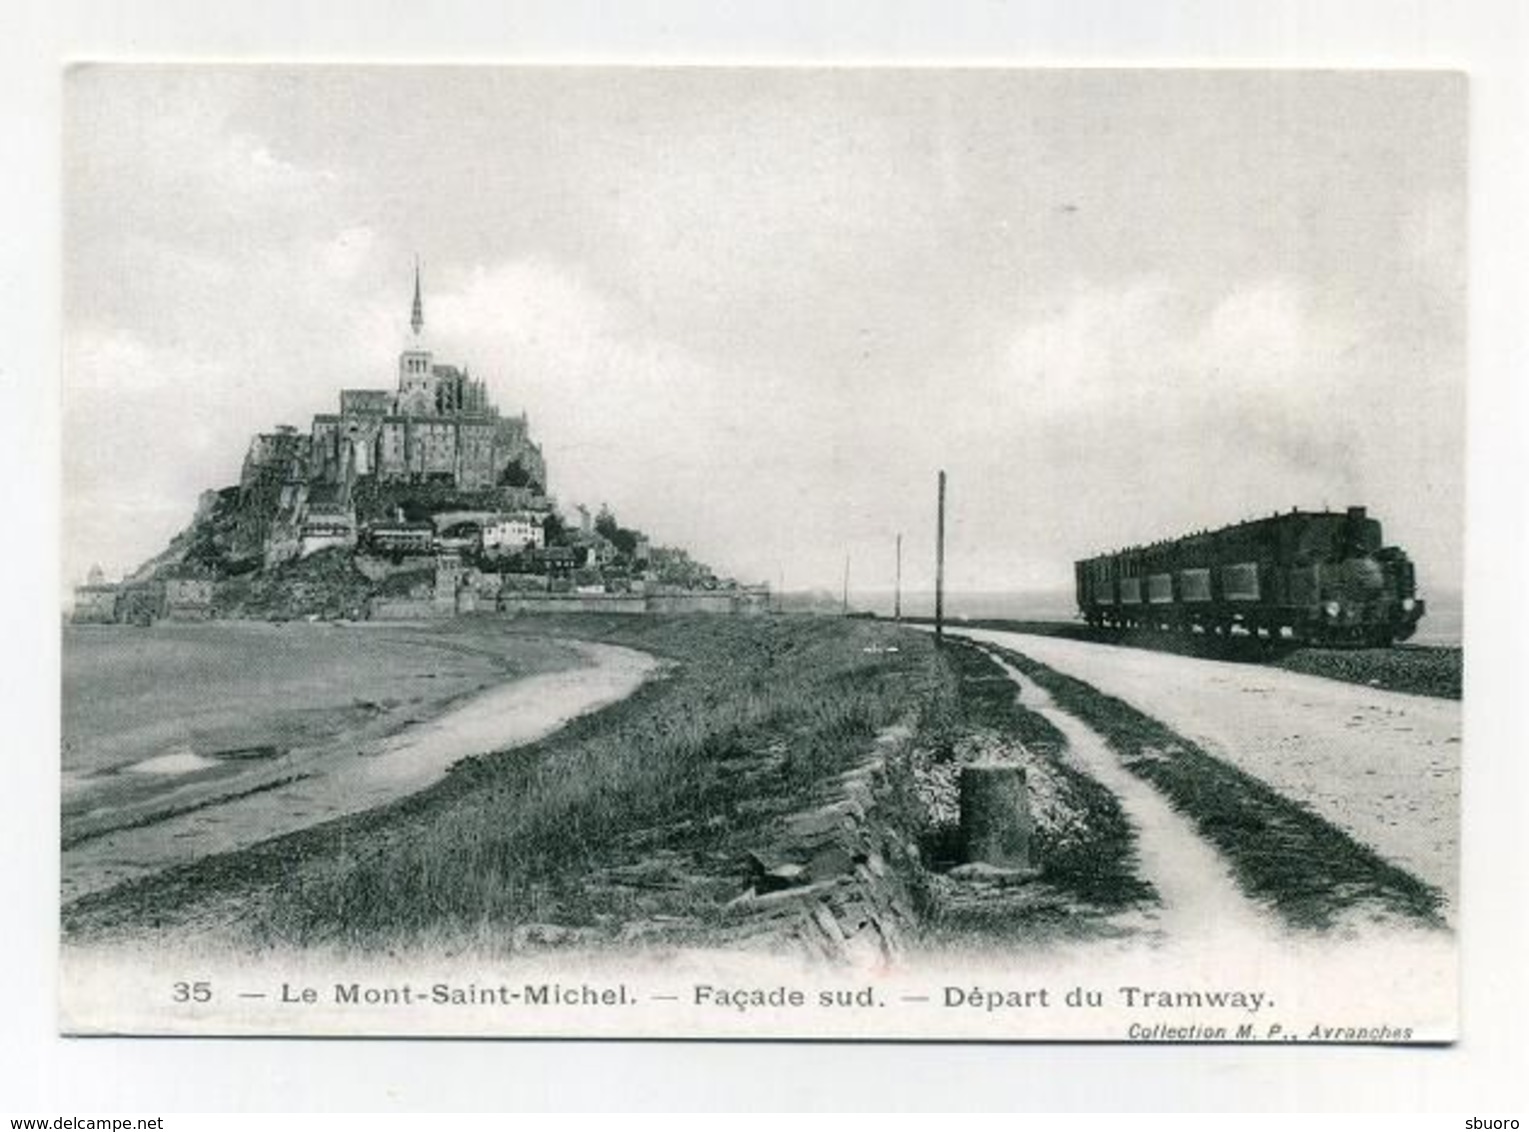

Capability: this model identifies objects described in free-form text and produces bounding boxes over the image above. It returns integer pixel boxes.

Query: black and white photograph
[56,65,1468,1042]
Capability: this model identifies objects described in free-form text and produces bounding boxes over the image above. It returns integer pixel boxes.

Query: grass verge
[982,642,1445,930]
[905,639,1156,944]
[932,640,1153,908]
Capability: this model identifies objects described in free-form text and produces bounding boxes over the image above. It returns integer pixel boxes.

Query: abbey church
[306,264,545,491]
[236,265,550,564]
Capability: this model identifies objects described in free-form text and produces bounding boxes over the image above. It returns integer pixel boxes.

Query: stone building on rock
[236,263,549,565]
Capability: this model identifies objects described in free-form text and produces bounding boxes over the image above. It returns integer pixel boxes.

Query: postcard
[59,66,1464,1041]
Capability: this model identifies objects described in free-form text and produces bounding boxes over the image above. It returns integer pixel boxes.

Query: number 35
[172,981,212,1003]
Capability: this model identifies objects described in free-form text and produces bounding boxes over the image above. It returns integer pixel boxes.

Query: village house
[482,513,547,556]
[299,484,358,558]
[366,520,435,556]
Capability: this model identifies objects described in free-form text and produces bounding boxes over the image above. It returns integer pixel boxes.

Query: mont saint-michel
[72,266,764,624]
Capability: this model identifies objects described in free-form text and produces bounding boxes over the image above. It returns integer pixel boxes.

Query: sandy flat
[953,628,1462,918]
[62,621,563,778]
[62,630,657,902]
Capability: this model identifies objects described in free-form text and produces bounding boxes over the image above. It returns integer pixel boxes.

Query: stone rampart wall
[367,597,440,620]
[717,725,919,965]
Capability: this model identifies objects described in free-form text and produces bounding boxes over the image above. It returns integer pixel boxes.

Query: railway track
[899,617,1460,699]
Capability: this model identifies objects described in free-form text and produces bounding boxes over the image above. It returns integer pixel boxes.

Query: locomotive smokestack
[1347,506,1367,522]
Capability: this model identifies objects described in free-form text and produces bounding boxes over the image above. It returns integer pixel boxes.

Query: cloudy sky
[63,67,1466,598]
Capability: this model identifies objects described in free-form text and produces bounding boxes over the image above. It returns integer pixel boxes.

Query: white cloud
[1005,276,1352,417]
[427,259,763,550]
[1006,277,1179,411]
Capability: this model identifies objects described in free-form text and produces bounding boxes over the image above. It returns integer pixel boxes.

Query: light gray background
[8,0,1527,1113]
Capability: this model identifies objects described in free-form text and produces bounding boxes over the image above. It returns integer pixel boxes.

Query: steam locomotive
[1074,507,1424,646]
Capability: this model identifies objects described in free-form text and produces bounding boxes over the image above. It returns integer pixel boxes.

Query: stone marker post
[959,763,1033,869]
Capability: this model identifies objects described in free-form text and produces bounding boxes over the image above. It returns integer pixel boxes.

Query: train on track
[1075,507,1425,646]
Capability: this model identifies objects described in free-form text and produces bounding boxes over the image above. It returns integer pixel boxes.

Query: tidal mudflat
[61,620,603,899]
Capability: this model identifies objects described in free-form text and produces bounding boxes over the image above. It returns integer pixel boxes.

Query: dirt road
[953,627,1461,918]
[984,649,1284,946]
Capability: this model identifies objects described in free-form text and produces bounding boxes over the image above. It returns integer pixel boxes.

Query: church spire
[410,257,424,336]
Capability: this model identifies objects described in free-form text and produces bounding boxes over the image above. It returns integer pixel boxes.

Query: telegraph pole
[894,532,903,622]
[842,554,850,616]
[935,470,946,642]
